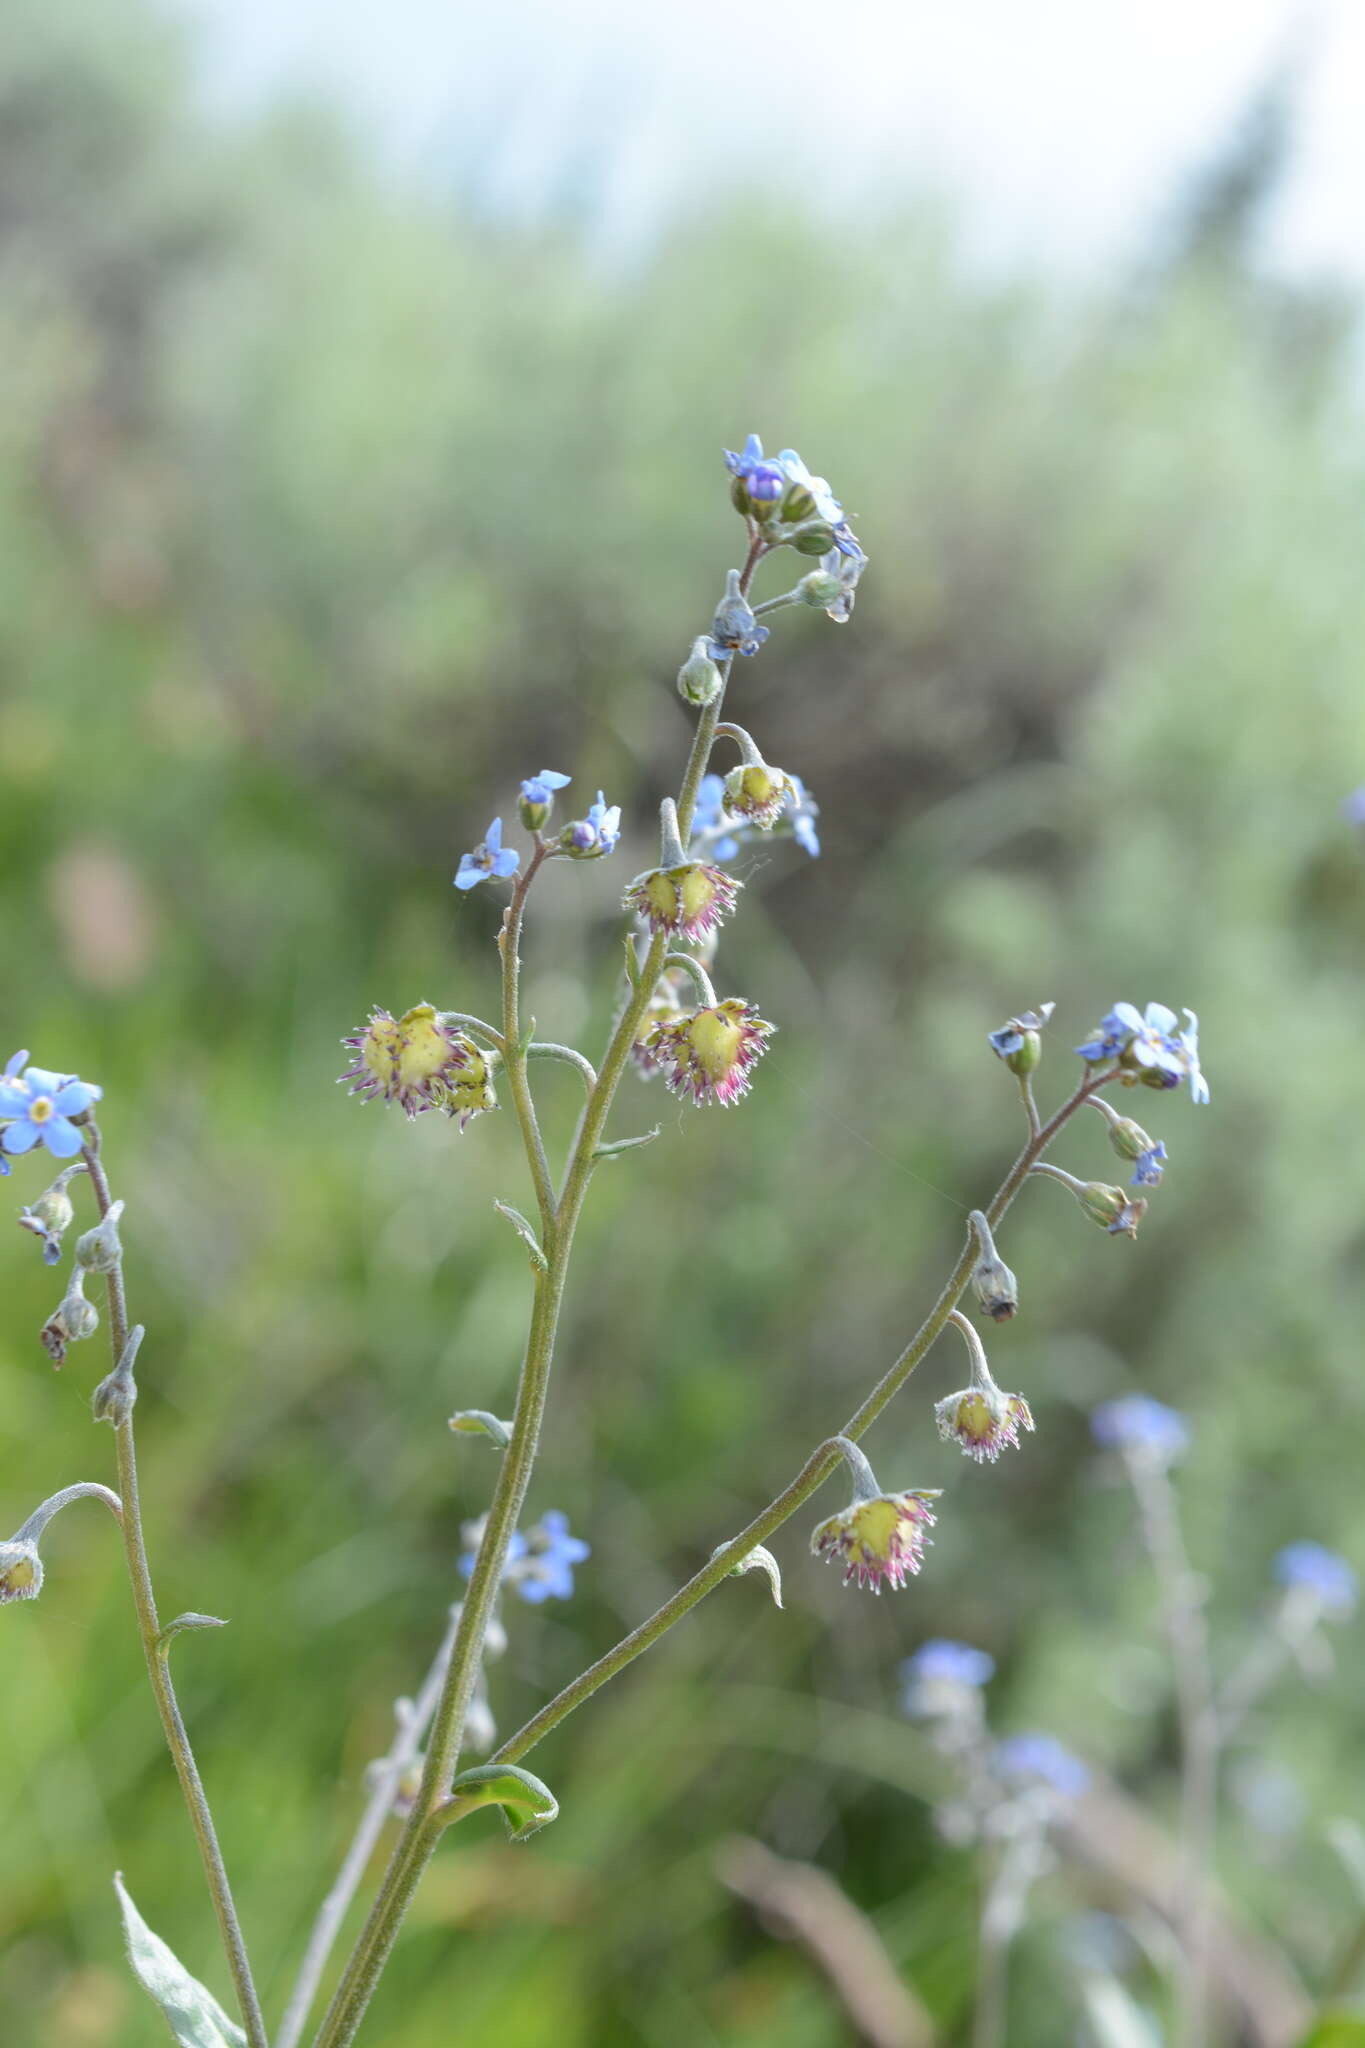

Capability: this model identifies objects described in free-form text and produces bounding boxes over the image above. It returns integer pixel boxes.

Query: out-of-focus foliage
[2,2,1365,2043]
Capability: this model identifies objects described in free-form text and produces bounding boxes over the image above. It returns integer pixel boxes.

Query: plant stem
[311,535,769,2048]
[82,1129,268,2048]
[1124,1452,1216,2048]
[487,1070,1113,1775]
[275,1603,465,2048]
[497,841,556,1236]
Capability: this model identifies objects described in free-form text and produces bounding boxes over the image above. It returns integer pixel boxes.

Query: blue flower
[723,432,788,503]
[994,1733,1089,1799]
[0,1053,102,1160]
[708,568,770,660]
[788,774,821,857]
[562,791,622,858]
[1177,1009,1209,1105]
[1342,787,1365,826]
[519,769,571,807]
[1132,1141,1168,1187]
[816,545,867,623]
[690,771,820,862]
[455,817,521,891]
[1274,1542,1357,1616]
[512,1511,591,1604]
[903,1639,995,1688]
[1091,1394,1189,1464]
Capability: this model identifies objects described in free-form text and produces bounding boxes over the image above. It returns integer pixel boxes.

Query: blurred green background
[3,2,1365,2043]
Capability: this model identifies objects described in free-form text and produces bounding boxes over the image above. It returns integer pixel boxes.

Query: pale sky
[176,0,1365,279]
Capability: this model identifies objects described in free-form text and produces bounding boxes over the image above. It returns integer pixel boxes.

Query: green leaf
[492,1200,547,1273]
[447,1763,558,1842]
[448,1409,513,1448]
[592,1127,660,1161]
[712,1540,784,1608]
[157,1613,228,1657]
[113,1874,246,2047]
[1297,2020,1365,2048]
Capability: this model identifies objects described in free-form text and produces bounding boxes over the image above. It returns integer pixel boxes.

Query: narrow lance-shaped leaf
[113,1874,246,2047]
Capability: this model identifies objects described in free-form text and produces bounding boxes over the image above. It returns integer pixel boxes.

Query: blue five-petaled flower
[994,1733,1090,1799]
[519,769,571,807]
[455,817,521,891]
[459,1510,590,1605]
[0,1051,102,1160]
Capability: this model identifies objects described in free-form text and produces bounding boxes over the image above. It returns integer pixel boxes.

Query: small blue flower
[455,817,521,891]
[1091,1394,1189,1464]
[1177,1009,1209,1105]
[1274,1542,1357,1616]
[1132,1141,1168,1187]
[512,1511,591,1604]
[706,626,770,662]
[787,774,821,858]
[563,791,622,858]
[994,1733,1089,1799]
[723,432,788,503]
[903,1639,995,1688]
[777,449,845,528]
[0,1054,102,1160]
[519,769,571,807]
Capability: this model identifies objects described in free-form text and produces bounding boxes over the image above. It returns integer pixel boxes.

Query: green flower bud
[797,569,844,608]
[676,636,722,708]
[972,1251,1019,1322]
[75,1198,124,1274]
[791,522,836,557]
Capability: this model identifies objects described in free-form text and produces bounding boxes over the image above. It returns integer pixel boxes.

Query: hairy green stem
[497,842,556,1235]
[311,534,769,2048]
[82,1130,268,2048]
[487,1070,1113,1774]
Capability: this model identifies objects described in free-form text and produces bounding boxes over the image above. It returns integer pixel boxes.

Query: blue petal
[53,1080,98,1116]
[454,858,487,890]
[538,770,571,789]
[4,1049,29,1079]
[484,816,503,851]
[1144,1002,1178,1035]
[23,1067,72,1095]
[515,1576,552,1604]
[492,848,521,877]
[0,1083,31,1117]
[1,1119,39,1154]
[43,1116,84,1158]
[1109,1003,1144,1036]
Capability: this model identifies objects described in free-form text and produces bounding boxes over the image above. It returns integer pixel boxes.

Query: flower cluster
[1077,1001,1208,1104]
[811,1488,938,1593]
[691,772,820,862]
[642,999,774,1108]
[724,435,865,563]
[338,1005,496,1127]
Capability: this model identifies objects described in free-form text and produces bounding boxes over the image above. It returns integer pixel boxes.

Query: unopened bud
[790,522,835,557]
[75,1199,124,1274]
[18,1173,79,1266]
[972,1251,1019,1322]
[677,637,722,707]
[40,1268,99,1366]
[797,569,843,608]
[92,1326,143,1427]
